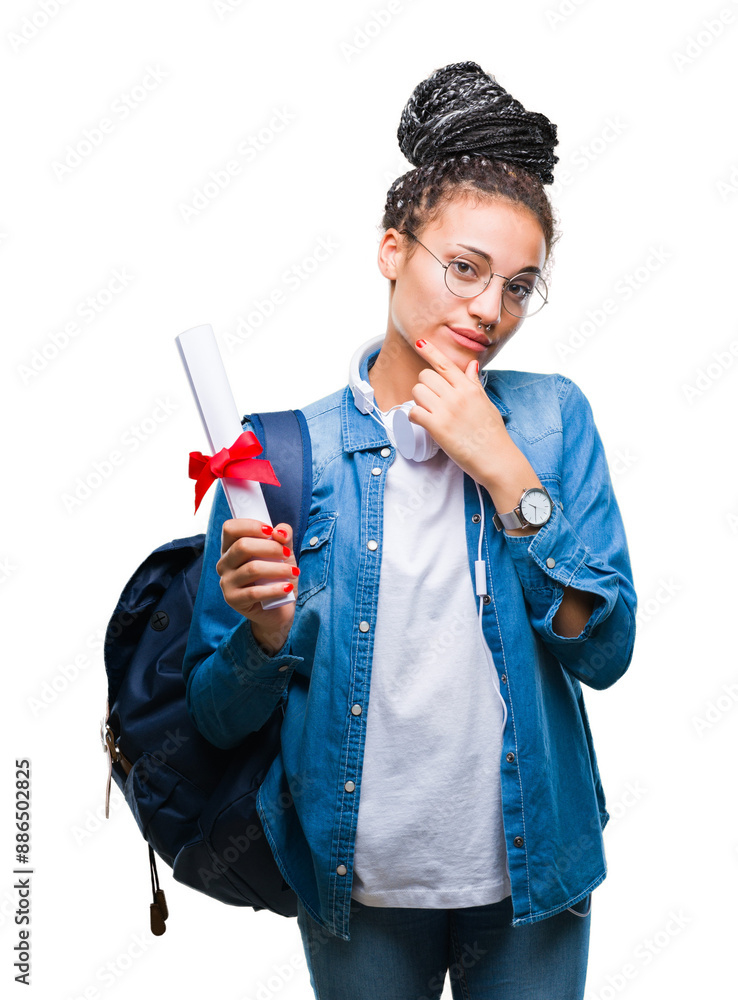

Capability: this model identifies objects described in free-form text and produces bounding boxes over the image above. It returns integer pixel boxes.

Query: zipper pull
[149,846,168,936]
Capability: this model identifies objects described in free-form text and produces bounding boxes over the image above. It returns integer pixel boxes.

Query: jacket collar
[341,344,511,455]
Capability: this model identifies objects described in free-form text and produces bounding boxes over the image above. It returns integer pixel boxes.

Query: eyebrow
[454,243,542,276]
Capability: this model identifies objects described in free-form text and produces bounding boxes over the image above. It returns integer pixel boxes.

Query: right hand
[216,518,298,654]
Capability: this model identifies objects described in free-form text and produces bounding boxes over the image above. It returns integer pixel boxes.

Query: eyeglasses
[400,229,548,318]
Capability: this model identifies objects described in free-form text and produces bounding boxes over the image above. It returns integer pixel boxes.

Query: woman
[183,62,637,1000]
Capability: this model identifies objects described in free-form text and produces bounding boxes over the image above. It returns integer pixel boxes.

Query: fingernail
[276,529,287,538]
[261,524,273,534]
[475,361,479,374]
[416,339,426,348]
[292,566,300,576]
[282,545,291,557]
[283,583,294,593]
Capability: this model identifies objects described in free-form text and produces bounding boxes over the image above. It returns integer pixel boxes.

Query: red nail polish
[261,525,273,534]
[475,361,479,374]
[416,339,426,348]
[292,566,300,576]
[283,583,294,593]
[282,545,291,557]
[276,529,287,538]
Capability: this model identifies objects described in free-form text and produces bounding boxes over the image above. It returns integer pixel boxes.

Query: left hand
[409,339,512,483]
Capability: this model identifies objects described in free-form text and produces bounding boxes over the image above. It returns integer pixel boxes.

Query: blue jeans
[297,893,591,999]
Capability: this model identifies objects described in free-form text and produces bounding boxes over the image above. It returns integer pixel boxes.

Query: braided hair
[380,62,560,267]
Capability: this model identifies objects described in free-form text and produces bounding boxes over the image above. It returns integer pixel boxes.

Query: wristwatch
[493,486,553,531]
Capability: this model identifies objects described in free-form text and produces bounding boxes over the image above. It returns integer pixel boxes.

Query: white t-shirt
[350,407,511,908]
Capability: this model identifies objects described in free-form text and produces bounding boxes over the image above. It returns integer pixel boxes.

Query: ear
[377,228,403,282]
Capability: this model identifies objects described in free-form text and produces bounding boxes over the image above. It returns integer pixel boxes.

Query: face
[379,195,547,368]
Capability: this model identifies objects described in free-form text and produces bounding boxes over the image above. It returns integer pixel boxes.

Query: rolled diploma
[176,323,294,610]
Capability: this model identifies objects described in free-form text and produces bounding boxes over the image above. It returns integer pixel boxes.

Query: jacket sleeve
[182,479,303,749]
[501,376,637,690]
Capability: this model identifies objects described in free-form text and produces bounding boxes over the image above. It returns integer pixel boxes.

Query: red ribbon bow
[188,430,281,513]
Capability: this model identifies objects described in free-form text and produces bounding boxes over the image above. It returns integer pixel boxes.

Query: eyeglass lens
[445,253,547,316]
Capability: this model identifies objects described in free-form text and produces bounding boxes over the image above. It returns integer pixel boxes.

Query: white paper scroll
[176,323,295,610]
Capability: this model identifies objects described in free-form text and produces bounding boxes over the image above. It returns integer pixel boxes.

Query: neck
[366,329,427,411]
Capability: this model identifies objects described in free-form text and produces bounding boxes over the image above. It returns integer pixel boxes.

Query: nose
[471,274,505,326]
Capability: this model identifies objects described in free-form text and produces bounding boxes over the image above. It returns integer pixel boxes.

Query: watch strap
[493,508,525,531]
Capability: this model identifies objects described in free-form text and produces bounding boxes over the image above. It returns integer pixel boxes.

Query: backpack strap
[243,409,311,553]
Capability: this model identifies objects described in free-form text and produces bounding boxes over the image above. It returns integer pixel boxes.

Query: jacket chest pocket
[296,513,338,607]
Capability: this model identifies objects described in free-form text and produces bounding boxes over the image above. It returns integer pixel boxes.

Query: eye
[505,275,536,301]
[449,256,481,281]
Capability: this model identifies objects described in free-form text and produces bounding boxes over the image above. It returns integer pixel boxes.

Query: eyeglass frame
[398,228,548,318]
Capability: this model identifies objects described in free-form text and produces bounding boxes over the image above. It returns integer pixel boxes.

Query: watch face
[520,488,552,526]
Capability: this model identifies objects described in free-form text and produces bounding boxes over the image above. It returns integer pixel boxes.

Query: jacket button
[380,447,391,458]
[359,621,370,632]
[371,467,382,475]
[501,674,507,684]
[344,780,355,792]
[472,513,481,523]
[367,540,378,550]
[351,704,362,716]
[513,836,524,848]
[546,557,556,568]
[482,595,491,605]
[309,536,319,546]
[506,752,515,763]
[336,865,348,876]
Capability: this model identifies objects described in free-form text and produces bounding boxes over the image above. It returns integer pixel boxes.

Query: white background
[2,1,736,998]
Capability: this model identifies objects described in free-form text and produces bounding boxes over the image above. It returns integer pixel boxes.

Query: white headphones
[348,335,439,462]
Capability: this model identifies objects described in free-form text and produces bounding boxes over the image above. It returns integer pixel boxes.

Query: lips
[446,326,492,352]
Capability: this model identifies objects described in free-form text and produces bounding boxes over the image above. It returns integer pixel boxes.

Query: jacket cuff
[224,617,303,689]
[501,500,613,641]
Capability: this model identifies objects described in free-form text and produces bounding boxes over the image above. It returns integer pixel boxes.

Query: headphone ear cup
[392,404,439,462]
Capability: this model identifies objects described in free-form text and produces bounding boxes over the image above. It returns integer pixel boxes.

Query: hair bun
[397,61,559,185]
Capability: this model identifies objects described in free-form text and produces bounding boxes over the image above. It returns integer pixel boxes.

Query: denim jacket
[182,345,637,941]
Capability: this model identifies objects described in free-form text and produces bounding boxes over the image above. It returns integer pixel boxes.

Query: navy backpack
[102,410,311,934]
